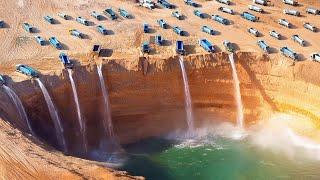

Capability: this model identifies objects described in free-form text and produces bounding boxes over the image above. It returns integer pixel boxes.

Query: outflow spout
[228,53,244,128]
[36,78,67,152]
[67,69,88,153]
[178,56,195,134]
[2,85,34,135]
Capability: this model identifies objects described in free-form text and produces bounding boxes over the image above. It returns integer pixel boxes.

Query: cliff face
[1,52,320,178]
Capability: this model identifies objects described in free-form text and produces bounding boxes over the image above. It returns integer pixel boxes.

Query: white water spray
[97,64,114,137]
[36,79,67,152]
[2,85,34,135]
[179,56,194,134]
[228,54,244,128]
[67,69,88,152]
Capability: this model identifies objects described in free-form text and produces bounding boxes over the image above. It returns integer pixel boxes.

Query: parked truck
[104,8,117,20]
[216,0,231,5]
[249,5,264,13]
[278,19,292,28]
[76,17,89,26]
[155,35,163,45]
[141,42,150,53]
[176,41,185,55]
[283,9,300,16]
[223,40,235,52]
[16,64,39,78]
[184,0,198,7]
[253,0,267,6]
[97,25,108,35]
[49,37,62,49]
[201,26,215,35]
[44,15,55,24]
[158,0,174,9]
[248,27,260,37]
[257,40,270,53]
[212,14,229,25]
[172,11,183,20]
[69,29,83,39]
[306,7,319,15]
[311,53,320,62]
[241,12,259,22]
[143,23,149,33]
[59,52,73,69]
[303,22,317,32]
[199,39,214,52]
[282,0,298,6]
[194,10,205,18]
[34,36,46,46]
[157,19,168,29]
[173,26,185,36]
[23,23,34,33]
[218,7,234,14]
[119,8,131,18]
[291,35,305,46]
[269,30,281,39]
[58,12,69,20]
[280,47,298,60]
[91,11,103,20]
[139,0,156,9]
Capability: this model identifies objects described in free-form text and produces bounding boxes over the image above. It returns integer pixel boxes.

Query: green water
[120,136,320,180]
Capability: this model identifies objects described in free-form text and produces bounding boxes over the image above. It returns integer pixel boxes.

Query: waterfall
[97,64,114,137]
[36,79,67,152]
[67,69,88,152]
[2,85,34,135]
[228,53,244,128]
[178,56,195,134]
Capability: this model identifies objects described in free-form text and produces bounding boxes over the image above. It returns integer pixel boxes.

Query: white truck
[248,27,259,37]
[311,53,320,62]
[218,7,234,14]
[283,9,300,16]
[303,22,317,32]
[249,5,263,13]
[282,0,298,6]
[278,19,292,28]
[269,30,281,40]
[252,0,267,6]
[291,35,305,46]
[139,0,156,9]
[306,7,319,15]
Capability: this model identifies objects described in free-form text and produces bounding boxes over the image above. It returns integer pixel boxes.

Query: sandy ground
[0,0,319,74]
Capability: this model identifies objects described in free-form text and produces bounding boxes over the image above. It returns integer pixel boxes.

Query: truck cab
[176,40,185,55]
[59,53,73,69]
[141,42,150,54]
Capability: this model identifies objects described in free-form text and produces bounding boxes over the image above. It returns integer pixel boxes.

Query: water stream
[67,69,88,153]
[97,64,114,137]
[228,53,244,128]
[36,78,67,152]
[178,56,194,134]
[2,85,34,135]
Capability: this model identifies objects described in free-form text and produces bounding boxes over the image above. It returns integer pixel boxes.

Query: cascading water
[2,85,34,135]
[36,78,67,152]
[67,69,88,153]
[178,56,195,134]
[228,53,244,128]
[97,64,114,137]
